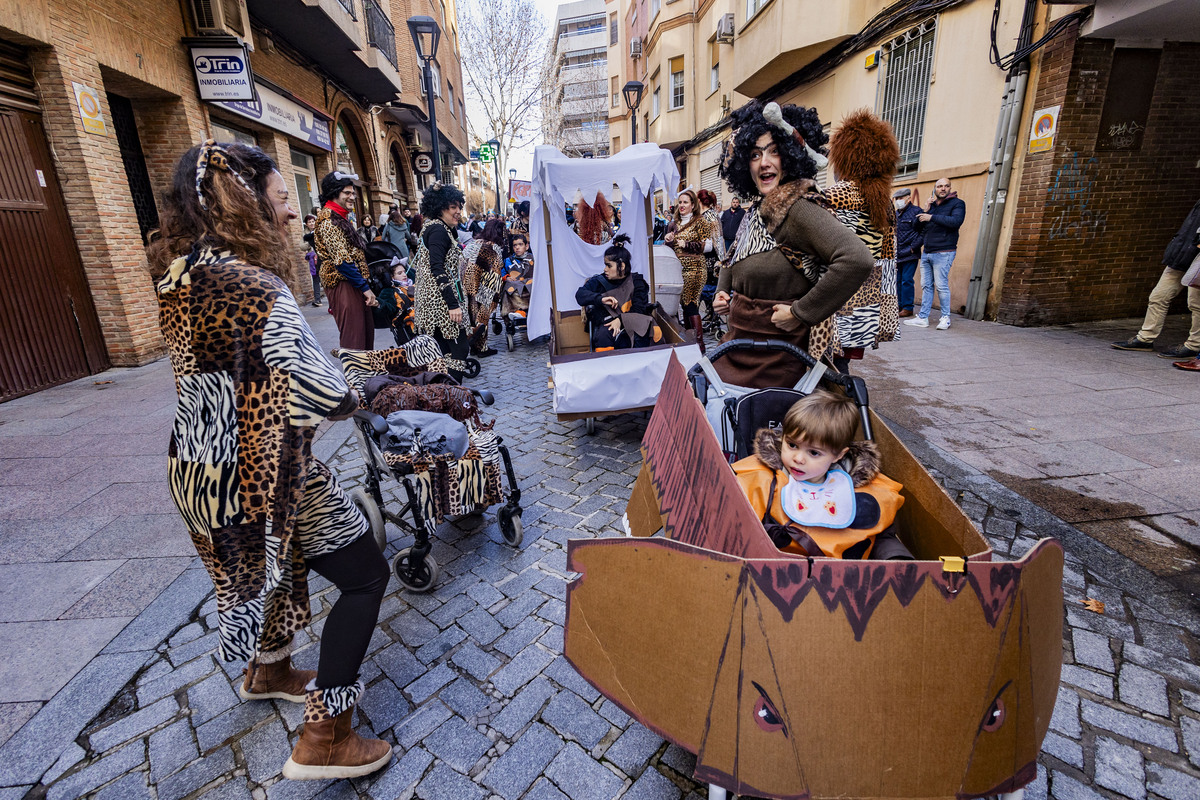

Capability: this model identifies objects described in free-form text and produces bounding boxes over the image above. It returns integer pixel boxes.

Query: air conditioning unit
[190,0,254,50]
[630,38,643,59]
[716,13,734,43]
[406,130,423,149]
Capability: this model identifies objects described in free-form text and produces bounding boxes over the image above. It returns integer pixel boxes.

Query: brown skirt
[328,280,374,351]
[714,294,810,389]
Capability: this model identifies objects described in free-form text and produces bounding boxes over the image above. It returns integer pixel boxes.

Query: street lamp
[508,168,516,212]
[407,15,442,183]
[487,138,501,215]
[622,81,645,146]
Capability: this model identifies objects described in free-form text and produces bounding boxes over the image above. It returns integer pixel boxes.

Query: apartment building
[0,0,470,399]
[545,0,610,159]
[607,0,1200,326]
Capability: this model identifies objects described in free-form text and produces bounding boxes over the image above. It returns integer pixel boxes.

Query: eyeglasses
[333,171,359,181]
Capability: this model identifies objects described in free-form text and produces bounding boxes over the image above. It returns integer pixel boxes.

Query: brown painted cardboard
[564,354,1064,799]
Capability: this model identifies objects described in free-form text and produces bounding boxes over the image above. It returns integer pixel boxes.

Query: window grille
[879,18,936,177]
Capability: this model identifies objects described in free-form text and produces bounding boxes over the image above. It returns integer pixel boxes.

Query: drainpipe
[965,0,1038,320]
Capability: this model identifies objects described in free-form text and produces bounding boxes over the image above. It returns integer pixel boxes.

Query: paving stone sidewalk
[2,310,1199,800]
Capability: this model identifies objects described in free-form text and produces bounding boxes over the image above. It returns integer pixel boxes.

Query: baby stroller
[335,336,523,591]
[492,263,533,351]
[689,339,872,461]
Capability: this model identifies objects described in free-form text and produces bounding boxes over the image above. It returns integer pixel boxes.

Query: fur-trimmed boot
[239,649,316,704]
[282,683,392,780]
[689,315,707,356]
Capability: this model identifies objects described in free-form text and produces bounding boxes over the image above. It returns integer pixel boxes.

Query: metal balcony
[245,0,401,103]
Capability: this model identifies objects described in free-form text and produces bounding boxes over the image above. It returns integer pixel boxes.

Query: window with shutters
[669,57,684,110]
[610,13,618,45]
[709,40,719,95]
[879,18,936,177]
[611,76,619,108]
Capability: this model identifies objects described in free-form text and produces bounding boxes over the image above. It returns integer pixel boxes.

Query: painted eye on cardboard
[751,681,787,735]
[981,697,1006,732]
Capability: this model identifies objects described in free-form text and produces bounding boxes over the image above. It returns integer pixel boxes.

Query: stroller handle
[352,409,389,436]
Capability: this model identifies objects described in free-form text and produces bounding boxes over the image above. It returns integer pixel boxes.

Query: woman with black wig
[714,100,873,388]
[575,234,659,351]
[313,171,378,350]
[413,182,471,379]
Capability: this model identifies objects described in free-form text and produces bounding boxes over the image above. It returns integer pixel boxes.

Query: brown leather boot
[282,706,392,780]
[238,656,316,704]
[689,315,707,356]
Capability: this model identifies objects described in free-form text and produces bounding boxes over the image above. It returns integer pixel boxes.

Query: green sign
[478,142,495,163]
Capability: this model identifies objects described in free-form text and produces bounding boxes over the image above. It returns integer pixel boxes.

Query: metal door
[0,106,110,400]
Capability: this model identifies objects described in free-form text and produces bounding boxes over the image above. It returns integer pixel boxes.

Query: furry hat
[828,109,900,231]
[752,427,881,488]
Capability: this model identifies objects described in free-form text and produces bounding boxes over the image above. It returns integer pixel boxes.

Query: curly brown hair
[147,142,291,283]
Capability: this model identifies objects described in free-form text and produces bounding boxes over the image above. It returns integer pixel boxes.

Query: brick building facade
[996,28,1200,325]
[0,0,468,399]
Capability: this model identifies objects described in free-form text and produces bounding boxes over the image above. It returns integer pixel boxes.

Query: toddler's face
[780,436,847,484]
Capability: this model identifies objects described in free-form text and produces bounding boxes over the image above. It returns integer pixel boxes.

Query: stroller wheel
[492,319,503,335]
[393,547,440,592]
[497,505,523,547]
[348,488,386,552]
[463,357,482,379]
[506,332,515,352]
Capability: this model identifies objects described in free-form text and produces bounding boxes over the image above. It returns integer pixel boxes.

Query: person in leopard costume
[147,142,392,781]
[461,218,506,357]
[412,182,471,380]
[665,188,718,354]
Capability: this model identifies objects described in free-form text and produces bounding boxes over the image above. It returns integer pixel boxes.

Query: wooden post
[644,193,657,303]
[542,201,559,351]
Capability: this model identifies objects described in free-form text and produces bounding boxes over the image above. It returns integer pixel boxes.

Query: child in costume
[733,389,911,559]
[502,233,534,318]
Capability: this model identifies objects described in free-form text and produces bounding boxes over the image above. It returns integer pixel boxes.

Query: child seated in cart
[575,234,663,352]
[733,389,911,559]
[502,234,534,318]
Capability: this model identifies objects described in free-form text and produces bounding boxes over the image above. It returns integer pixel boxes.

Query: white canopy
[528,144,680,340]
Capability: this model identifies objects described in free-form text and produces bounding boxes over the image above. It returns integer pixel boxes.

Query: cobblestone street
[2,309,1199,800]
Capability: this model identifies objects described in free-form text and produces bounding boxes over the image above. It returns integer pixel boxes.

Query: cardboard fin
[626,459,664,537]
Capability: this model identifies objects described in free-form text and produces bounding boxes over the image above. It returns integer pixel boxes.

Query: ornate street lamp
[508,168,516,211]
[487,138,502,215]
[407,15,443,182]
[622,81,645,146]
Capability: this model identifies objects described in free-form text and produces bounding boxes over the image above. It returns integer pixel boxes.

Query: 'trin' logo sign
[195,55,244,74]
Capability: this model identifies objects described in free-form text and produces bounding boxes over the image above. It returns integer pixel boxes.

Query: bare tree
[459,0,549,170]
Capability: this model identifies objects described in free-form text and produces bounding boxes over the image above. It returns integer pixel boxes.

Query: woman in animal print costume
[820,109,902,371]
[412,182,471,381]
[313,171,378,350]
[148,141,393,781]
[665,189,717,354]
[714,100,873,389]
[461,218,506,357]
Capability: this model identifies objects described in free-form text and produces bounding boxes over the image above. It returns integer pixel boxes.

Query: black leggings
[681,301,700,318]
[306,533,390,689]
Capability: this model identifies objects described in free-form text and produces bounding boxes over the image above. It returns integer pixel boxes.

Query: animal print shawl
[157,246,357,662]
[823,180,899,349]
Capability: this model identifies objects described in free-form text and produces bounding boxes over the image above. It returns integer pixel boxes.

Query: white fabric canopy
[528,144,680,339]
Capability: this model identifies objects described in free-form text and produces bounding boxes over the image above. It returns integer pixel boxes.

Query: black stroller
[688,339,873,461]
[492,262,532,352]
[336,341,522,592]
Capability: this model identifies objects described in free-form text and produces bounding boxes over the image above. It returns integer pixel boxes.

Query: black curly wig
[719,100,828,199]
[420,182,466,220]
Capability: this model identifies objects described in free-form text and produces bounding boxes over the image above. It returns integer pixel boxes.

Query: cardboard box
[565,355,1064,800]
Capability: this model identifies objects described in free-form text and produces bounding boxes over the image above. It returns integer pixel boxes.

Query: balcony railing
[335,0,356,20]
[365,0,397,69]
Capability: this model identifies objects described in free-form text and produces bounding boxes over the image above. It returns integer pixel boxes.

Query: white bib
[781,468,857,529]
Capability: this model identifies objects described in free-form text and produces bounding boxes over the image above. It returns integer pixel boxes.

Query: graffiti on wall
[1046,152,1108,241]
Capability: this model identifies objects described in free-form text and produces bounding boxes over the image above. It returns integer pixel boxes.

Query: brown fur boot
[689,315,707,356]
[239,656,315,704]
[282,687,392,780]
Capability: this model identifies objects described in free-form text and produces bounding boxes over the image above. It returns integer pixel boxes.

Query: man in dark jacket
[905,178,965,330]
[893,188,922,318]
[719,196,745,256]
[1112,197,1200,360]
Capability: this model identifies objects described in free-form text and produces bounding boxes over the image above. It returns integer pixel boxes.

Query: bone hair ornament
[763,102,829,170]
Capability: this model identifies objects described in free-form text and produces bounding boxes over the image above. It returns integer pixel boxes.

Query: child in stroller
[494,232,534,351]
[733,388,911,560]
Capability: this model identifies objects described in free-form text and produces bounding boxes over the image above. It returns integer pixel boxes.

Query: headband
[195,139,255,209]
[762,102,829,170]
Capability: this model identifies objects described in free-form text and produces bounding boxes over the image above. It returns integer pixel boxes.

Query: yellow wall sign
[72,82,107,136]
[1028,105,1060,154]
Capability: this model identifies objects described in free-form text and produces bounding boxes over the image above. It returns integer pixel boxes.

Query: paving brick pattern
[13,317,1200,800]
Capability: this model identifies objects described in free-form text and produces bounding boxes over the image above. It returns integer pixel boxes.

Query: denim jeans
[918,250,955,320]
[897,259,918,312]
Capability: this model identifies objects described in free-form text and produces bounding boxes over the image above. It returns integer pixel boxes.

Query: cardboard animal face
[564,355,1064,799]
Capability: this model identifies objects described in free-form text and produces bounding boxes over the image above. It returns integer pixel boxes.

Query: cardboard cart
[564,354,1064,800]
[527,145,703,433]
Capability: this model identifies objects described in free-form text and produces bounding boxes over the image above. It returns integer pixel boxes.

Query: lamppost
[487,138,501,215]
[508,168,516,213]
[622,81,645,147]
[407,15,442,183]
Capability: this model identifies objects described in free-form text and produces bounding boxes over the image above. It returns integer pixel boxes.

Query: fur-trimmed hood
[752,427,881,488]
[759,178,825,235]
